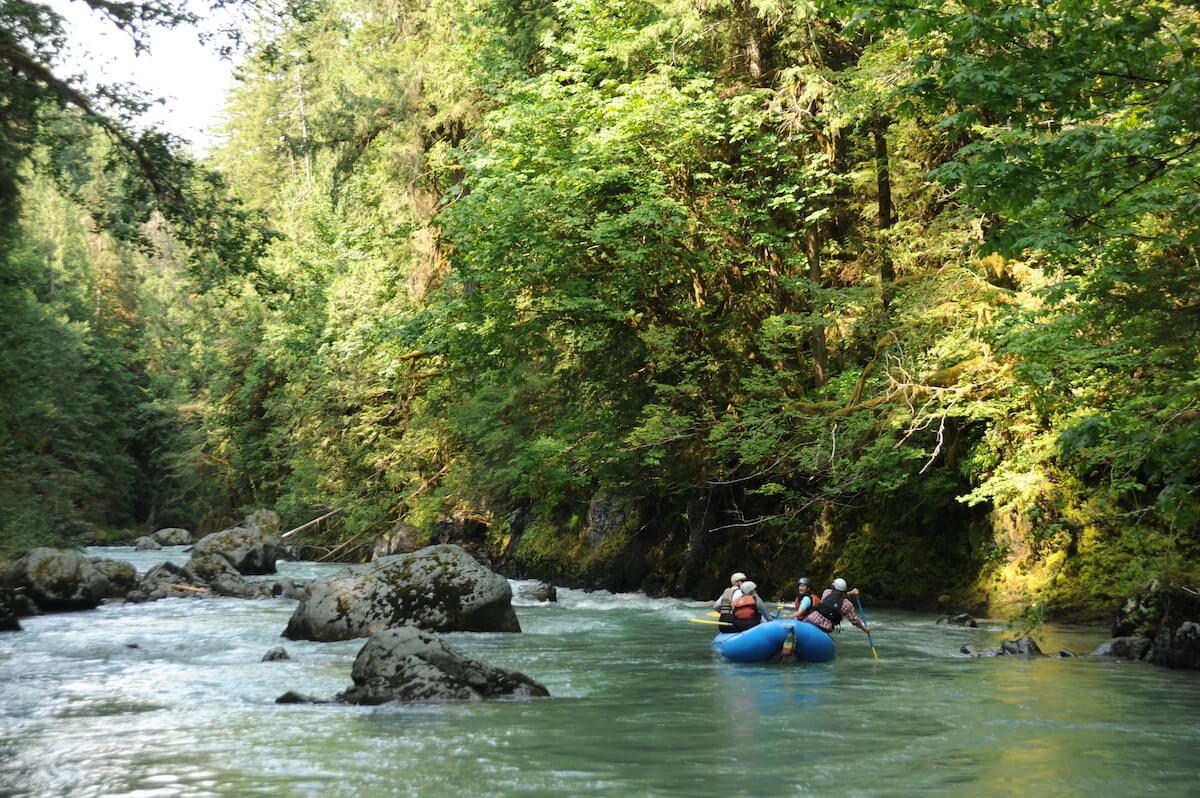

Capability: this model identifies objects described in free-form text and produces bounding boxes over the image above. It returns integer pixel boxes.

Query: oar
[690,618,733,628]
[854,595,880,660]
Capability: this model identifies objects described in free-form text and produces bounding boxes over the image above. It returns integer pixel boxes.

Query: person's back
[714,571,746,629]
[730,580,767,632]
[802,577,870,637]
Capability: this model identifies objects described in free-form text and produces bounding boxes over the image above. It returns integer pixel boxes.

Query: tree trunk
[806,225,828,387]
[873,117,896,309]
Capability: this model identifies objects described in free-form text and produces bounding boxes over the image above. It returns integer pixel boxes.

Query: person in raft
[713,571,747,629]
[788,577,818,619]
[729,580,771,632]
[802,577,871,636]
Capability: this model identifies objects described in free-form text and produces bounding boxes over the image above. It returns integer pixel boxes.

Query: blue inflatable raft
[711,618,835,663]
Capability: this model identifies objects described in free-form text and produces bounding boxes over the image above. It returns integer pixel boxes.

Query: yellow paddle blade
[689,618,731,627]
[871,646,880,660]
[705,611,721,618]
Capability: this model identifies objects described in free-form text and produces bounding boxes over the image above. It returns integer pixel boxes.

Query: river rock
[372,522,426,560]
[134,536,162,551]
[1090,636,1151,661]
[192,526,277,575]
[242,509,281,537]
[1151,621,1200,670]
[937,613,978,627]
[283,544,520,642]
[961,636,1044,658]
[0,588,21,631]
[89,558,138,598]
[262,646,290,662]
[517,582,558,603]
[186,553,241,584]
[127,562,209,602]
[5,548,112,611]
[337,626,549,704]
[275,690,330,704]
[152,527,193,545]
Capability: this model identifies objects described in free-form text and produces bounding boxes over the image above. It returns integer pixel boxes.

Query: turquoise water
[1,547,1198,796]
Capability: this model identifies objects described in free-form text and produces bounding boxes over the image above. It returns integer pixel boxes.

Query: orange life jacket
[732,593,759,620]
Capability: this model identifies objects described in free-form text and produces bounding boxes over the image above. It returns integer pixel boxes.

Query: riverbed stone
[283,544,521,642]
[192,526,277,575]
[517,582,557,603]
[262,646,290,662]
[937,613,978,627]
[5,548,112,611]
[152,527,192,545]
[186,553,240,584]
[0,588,20,631]
[1090,636,1151,661]
[242,509,281,537]
[134,536,162,551]
[89,558,138,598]
[337,626,549,704]
[372,522,426,560]
[961,636,1044,658]
[127,562,209,602]
[275,690,330,704]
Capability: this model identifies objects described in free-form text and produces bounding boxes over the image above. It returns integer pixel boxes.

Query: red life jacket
[732,593,759,620]
[794,592,815,618]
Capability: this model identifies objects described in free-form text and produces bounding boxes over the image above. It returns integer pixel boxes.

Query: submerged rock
[262,646,290,662]
[275,690,330,704]
[283,544,520,642]
[127,562,209,602]
[517,582,558,603]
[337,626,549,704]
[961,636,1044,658]
[937,613,978,627]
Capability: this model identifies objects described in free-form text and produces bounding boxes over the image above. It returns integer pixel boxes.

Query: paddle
[690,618,733,627]
[853,595,880,660]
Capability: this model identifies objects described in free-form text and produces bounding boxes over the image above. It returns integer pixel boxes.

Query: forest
[2,0,1198,621]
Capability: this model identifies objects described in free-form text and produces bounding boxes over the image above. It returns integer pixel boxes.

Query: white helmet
[730,572,747,585]
[833,577,848,591]
[740,581,757,594]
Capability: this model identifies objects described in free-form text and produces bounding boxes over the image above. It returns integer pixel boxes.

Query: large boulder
[337,626,548,704]
[5,548,112,611]
[152,527,192,546]
[283,544,520,642]
[133,536,162,551]
[89,558,138,598]
[1090,636,1152,661]
[192,526,277,575]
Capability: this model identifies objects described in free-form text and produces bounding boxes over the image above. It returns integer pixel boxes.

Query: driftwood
[281,509,343,540]
[168,583,209,594]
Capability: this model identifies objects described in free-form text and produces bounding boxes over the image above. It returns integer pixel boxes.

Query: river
[1,547,1198,796]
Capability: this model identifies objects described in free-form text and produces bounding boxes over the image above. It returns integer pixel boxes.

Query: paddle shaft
[853,595,880,660]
